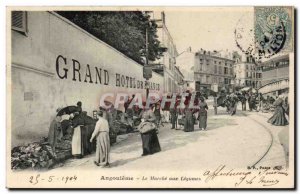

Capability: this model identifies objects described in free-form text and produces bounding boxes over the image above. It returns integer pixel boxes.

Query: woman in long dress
[138,105,161,156]
[229,93,238,116]
[183,106,194,132]
[198,97,208,130]
[283,97,289,116]
[71,112,85,158]
[268,98,289,126]
[90,110,110,167]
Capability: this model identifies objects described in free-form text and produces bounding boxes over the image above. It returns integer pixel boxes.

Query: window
[201,76,205,83]
[12,11,28,34]
[224,67,228,74]
[224,78,228,84]
[218,66,222,74]
[214,61,217,64]
[246,56,253,63]
[206,75,210,83]
[230,68,233,75]
[214,65,217,74]
[246,65,248,70]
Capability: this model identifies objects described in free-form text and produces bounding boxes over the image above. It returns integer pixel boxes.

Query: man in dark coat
[241,92,247,111]
[76,101,82,113]
[170,107,177,129]
[106,106,118,144]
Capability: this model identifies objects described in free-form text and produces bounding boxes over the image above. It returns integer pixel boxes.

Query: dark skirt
[184,113,194,132]
[198,110,207,129]
[230,102,237,115]
[199,115,207,129]
[141,129,161,155]
[84,124,96,154]
[268,106,289,126]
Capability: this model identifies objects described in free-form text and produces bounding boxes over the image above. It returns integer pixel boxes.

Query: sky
[162,7,254,54]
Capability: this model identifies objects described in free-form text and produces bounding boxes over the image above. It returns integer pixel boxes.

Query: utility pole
[145,26,149,98]
[142,15,164,99]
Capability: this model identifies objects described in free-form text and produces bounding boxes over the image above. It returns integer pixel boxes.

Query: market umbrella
[56,106,79,116]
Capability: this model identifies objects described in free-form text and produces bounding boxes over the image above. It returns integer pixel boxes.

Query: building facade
[234,54,262,89]
[10,11,164,147]
[258,54,291,96]
[174,66,185,93]
[175,48,196,91]
[153,12,180,94]
[194,49,235,92]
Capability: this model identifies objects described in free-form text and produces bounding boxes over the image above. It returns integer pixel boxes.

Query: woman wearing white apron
[71,112,85,159]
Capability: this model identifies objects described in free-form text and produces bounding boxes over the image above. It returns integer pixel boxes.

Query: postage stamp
[254,6,293,59]
[235,6,293,61]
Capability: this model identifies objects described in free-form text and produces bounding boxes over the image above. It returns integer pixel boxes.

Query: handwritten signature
[203,165,287,187]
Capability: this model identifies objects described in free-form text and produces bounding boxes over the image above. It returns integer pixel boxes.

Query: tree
[57,11,165,64]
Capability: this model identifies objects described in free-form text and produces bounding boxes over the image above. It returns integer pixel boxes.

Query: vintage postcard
[6,6,295,189]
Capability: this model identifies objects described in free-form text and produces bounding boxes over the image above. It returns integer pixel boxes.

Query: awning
[240,87,251,91]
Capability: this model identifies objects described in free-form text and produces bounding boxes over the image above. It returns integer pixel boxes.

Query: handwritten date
[29,174,77,185]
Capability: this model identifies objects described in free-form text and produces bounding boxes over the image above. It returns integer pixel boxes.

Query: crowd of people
[220,90,289,126]
[47,89,289,168]
[47,101,110,167]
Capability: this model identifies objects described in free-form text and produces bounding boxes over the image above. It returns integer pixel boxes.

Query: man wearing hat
[76,101,82,113]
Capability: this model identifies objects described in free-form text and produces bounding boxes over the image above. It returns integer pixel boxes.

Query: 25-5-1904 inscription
[29,174,78,185]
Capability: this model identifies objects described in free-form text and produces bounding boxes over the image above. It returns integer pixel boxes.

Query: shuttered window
[11,11,28,34]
